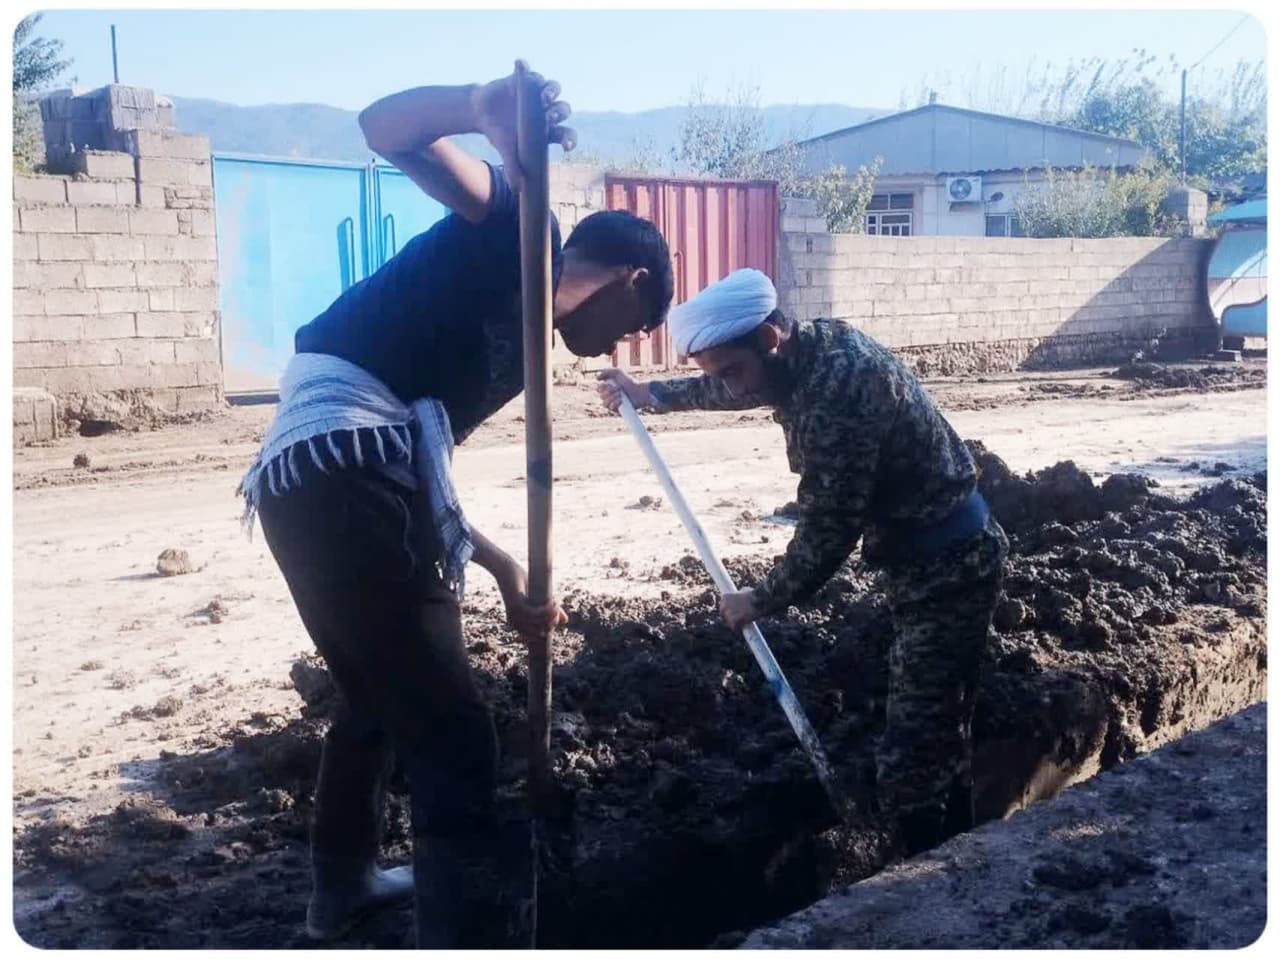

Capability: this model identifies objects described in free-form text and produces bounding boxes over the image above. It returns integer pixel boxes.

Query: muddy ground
[13,427,1266,948]
[743,703,1267,949]
[13,358,1267,492]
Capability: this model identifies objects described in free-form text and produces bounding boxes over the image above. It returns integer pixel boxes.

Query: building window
[985,213,1024,237]
[866,194,914,235]
[867,212,913,236]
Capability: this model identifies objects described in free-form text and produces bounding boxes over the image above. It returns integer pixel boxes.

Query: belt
[903,490,990,560]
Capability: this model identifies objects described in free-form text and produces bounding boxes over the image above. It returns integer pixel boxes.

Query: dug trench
[13,445,1267,948]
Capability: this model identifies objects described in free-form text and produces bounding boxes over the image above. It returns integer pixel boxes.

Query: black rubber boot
[414,825,534,948]
[305,716,407,941]
[306,860,414,942]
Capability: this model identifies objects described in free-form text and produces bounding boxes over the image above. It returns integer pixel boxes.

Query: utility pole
[1179,68,1187,184]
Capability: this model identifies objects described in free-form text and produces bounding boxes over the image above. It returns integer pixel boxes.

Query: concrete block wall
[13,90,223,428]
[776,197,1215,374]
[12,387,59,445]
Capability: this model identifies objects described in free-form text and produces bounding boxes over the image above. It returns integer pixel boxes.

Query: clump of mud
[156,549,195,577]
[15,449,1268,950]
[1109,361,1265,392]
[61,391,224,437]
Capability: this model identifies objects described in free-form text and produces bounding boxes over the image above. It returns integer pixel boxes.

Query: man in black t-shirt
[243,62,673,947]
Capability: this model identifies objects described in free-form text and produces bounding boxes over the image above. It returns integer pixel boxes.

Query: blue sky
[27,8,1268,114]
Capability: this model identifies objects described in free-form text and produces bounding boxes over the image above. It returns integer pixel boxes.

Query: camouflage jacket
[648,319,976,616]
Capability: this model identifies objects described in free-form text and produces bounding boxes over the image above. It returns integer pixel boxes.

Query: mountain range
[170,96,886,166]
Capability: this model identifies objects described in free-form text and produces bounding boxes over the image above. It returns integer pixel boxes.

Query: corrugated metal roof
[798,103,1145,150]
[793,103,1149,177]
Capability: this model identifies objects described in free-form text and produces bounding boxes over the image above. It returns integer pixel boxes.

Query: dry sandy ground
[10,361,1267,928]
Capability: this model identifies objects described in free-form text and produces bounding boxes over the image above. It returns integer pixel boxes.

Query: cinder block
[13,289,47,315]
[44,289,101,316]
[64,340,124,367]
[13,233,39,260]
[88,234,146,261]
[11,393,34,427]
[82,262,137,289]
[84,365,159,392]
[129,209,181,235]
[187,262,220,286]
[185,161,213,188]
[12,387,60,442]
[105,84,157,112]
[133,261,188,287]
[176,338,219,364]
[781,197,819,218]
[147,288,176,310]
[96,289,149,313]
[13,314,86,342]
[85,313,138,338]
[13,261,84,290]
[77,150,137,180]
[128,129,211,160]
[136,311,216,338]
[116,339,178,365]
[133,311,189,338]
[14,342,70,369]
[175,385,223,411]
[138,184,166,207]
[146,362,202,389]
[173,286,220,312]
[136,157,188,185]
[20,206,78,233]
[75,206,132,234]
[14,176,70,204]
[150,235,216,260]
[190,209,217,237]
[66,179,124,206]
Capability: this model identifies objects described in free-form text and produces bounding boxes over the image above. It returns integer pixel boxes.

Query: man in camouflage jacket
[599,269,1008,855]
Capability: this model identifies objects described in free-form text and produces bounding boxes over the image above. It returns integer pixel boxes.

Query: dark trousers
[258,460,499,876]
[877,517,1009,855]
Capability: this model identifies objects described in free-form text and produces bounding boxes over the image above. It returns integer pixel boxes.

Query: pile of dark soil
[14,450,1267,949]
[1109,361,1266,392]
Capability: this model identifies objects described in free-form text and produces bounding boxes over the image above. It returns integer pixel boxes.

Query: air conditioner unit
[946,175,983,203]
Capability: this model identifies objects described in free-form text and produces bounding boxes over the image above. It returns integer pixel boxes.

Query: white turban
[668,268,777,356]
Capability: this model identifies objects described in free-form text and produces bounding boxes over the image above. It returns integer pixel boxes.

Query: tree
[671,81,805,194]
[1013,164,1184,238]
[902,52,1266,185]
[13,14,74,171]
[796,158,883,233]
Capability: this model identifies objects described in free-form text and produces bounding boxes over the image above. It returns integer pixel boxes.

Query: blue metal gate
[213,154,447,394]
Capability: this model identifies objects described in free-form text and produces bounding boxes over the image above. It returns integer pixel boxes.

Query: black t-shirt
[294,163,562,443]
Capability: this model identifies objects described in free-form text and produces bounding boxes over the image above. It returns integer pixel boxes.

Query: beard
[758,350,794,405]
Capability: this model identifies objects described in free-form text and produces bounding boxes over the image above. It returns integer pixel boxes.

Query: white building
[793,102,1149,237]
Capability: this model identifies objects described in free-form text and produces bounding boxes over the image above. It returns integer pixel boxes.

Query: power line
[1190,13,1252,71]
